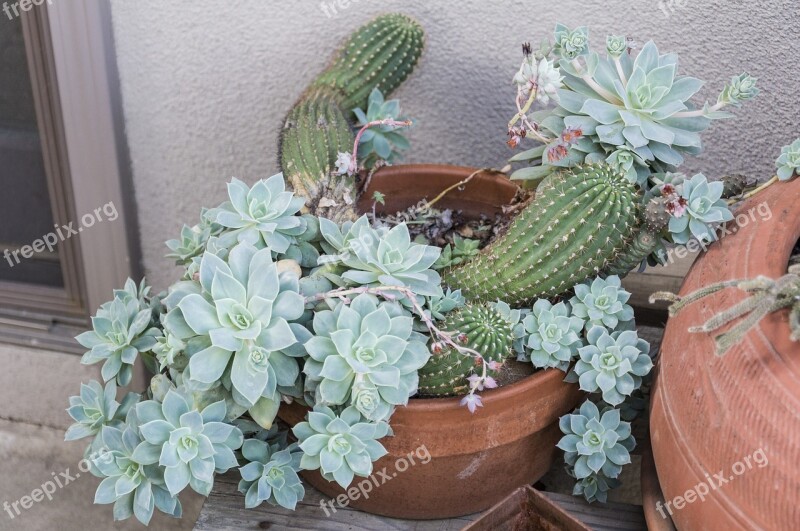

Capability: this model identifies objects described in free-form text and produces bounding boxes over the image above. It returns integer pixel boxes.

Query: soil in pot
[279,164,583,519]
[650,178,800,531]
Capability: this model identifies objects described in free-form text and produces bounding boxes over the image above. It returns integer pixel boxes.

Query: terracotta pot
[279,164,583,519]
[650,178,800,530]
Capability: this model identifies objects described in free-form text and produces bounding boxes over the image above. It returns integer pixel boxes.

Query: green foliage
[303,293,430,421]
[776,137,800,181]
[238,439,304,510]
[77,282,162,386]
[522,300,584,371]
[446,164,639,305]
[433,235,481,270]
[354,88,411,167]
[558,400,634,503]
[134,391,243,496]
[667,173,733,244]
[319,215,442,297]
[65,380,138,441]
[569,275,634,331]
[293,405,390,489]
[570,327,652,406]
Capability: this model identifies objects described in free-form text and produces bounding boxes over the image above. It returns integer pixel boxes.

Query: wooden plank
[542,492,646,531]
[194,472,476,531]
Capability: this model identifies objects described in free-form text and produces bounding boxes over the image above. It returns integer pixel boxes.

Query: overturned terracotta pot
[278,164,583,519]
[650,178,800,530]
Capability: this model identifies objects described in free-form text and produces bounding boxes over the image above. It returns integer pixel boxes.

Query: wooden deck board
[195,325,664,530]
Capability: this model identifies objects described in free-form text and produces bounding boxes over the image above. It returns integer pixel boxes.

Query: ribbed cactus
[279,14,425,222]
[280,88,356,222]
[445,165,640,305]
[418,304,513,397]
[602,228,660,278]
[313,13,425,114]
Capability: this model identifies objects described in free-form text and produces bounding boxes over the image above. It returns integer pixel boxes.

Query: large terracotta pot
[278,164,583,519]
[650,178,800,530]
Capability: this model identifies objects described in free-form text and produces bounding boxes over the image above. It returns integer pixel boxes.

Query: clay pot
[278,164,583,519]
[650,178,800,530]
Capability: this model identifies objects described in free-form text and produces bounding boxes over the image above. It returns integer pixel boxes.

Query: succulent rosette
[522,300,585,371]
[205,175,307,253]
[667,173,733,244]
[77,290,162,386]
[133,391,243,497]
[161,242,306,426]
[65,380,139,441]
[318,215,442,297]
[237,440,304,510]
[571,327,652,405]
[293,405,390,489]
[776,137,800,181]
[91,411,182,525]
[353,88,411,165]
[569,275,634,331]
[303,293,430,421]
[558,400,634,483]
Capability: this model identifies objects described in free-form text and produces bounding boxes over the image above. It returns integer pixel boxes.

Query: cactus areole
[444,164,640,305]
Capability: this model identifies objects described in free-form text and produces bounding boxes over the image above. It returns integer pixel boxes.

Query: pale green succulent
[433,235,481,270]
[238,440,304,510]
[571,327,652,406]
[522,300,585,371]
[491,300,527,356]
[569,470,621,504]
[152,331,189,373]
[553,24,589,60]
[718,73,759,107]
[166,224,211,266]
[162,243,305,424]
[319,215,442,297]
[605,147,647,185]
[206,175,307,253]
[91,411,182,525]
[667,173,733,244]
[605,35,627,58]
[134,391,243,497]
[569,275,634,331]
[65,380,139,441]
[293,405,390,489]
[353,88,411,167]
[423,288,465,322]
[558,400,634,483]
[776,137,800,181]
[77,290,161,386]
[303,294,430,422]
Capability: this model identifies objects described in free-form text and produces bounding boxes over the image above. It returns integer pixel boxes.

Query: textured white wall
[108,0,800,290]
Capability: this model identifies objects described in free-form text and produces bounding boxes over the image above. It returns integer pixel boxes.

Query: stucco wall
[108,0,800,290]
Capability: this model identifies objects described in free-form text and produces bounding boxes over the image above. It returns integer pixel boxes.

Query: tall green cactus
[313,13,425,115]
[280,88,356,222]
[279,14,425,222]
[418,304,513,397]
[445,165,640,305]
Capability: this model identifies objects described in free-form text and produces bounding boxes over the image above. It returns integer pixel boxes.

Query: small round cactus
[720,173,749,199]
[417,304,513,397]
[644,197,670,232]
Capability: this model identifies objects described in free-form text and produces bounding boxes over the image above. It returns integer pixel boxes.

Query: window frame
[0,2,139,352]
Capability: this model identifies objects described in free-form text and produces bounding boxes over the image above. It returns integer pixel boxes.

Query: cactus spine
[418,305,513,397]
[444,165,640,305]
[312,13,425,114]
[279,14,425,222]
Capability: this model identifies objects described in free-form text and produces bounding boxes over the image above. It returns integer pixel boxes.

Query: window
[0,4,138,351]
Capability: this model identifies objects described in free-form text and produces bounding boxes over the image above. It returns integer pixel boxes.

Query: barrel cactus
[445,164,640,305]
[417,303,514,397]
